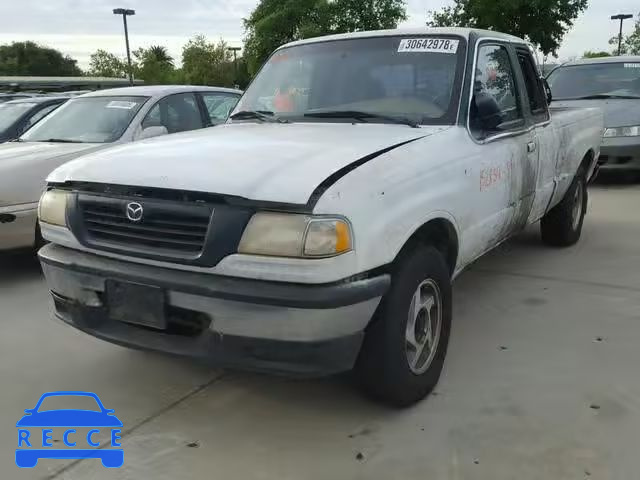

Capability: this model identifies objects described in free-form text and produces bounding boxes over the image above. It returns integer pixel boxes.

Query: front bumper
[39,244,389,377]
[599,137,640,171]
[0,203,38,251]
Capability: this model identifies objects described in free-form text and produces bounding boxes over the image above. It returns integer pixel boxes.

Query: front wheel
[355,246,452,407]
[540,169,587,247]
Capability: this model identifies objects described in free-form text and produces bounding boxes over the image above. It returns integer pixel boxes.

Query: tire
[34,224,46,250]
[540,168,587,247]
[355,246,452,407]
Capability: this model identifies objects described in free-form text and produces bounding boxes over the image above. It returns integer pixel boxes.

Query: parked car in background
[0,93,38,103]
[0,97,68,143]
[38,28,602,406]
[0,85,242,251]
[548,56,640,175]
[54,90,95,97]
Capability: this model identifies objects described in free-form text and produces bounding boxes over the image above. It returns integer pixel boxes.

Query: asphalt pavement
[1,181,639,480]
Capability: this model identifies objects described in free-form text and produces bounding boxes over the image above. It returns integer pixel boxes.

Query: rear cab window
[516,48,550,122]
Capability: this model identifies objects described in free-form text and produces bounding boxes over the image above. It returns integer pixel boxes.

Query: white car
[38,28,603,406]
[0,85,241,251]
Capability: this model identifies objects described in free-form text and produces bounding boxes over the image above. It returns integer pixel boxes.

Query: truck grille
[77,195,213,257]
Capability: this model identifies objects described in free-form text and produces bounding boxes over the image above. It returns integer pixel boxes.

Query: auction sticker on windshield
[398,38,459,54]
[106,101,138,109]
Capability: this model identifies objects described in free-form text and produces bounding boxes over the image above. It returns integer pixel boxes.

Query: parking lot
[1,181,638,479]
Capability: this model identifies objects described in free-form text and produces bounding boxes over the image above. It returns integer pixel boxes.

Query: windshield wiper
[572,94,640,100]
[230,110,289,123]
[304,110,420,128]
[38,138,84,143]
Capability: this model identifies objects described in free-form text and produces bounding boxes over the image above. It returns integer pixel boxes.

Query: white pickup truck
[37,28,603,406]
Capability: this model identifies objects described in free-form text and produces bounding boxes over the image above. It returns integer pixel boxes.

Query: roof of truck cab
[79,85,243,99]
[559,55,640,67]
[281,27,526,49]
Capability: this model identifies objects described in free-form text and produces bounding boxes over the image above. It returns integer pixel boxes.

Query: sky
[0,0,638,70]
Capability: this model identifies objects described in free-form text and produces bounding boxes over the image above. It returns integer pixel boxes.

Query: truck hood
[551,98,640,128]
[49,123,448,205]
[0,141,104,207]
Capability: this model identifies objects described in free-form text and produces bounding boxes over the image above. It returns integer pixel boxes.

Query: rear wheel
[355,246,452,407]
[540,168,587,247]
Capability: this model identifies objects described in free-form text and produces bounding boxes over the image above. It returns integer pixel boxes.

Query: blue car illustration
[16,391,123,468]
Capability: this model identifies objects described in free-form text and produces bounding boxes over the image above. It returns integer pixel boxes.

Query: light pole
[113,8,136,85]
[611,14,633,56]
[227,47,241,87]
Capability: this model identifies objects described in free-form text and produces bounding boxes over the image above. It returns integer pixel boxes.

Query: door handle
[527,141,537,153]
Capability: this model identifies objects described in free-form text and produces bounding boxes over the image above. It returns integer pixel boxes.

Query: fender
[306,136,427,209]
[391,210,462,274]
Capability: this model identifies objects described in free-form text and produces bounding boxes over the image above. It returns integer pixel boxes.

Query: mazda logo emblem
[125,202,144,222]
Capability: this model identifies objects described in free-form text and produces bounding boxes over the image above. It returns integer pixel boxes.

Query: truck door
[462,42,531,263]
[514,47,556,224]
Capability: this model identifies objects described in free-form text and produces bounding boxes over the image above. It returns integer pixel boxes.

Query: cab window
[516,49,549,122]
[470,44,523,139]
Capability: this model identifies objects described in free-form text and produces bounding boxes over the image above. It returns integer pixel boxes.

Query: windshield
[233,35,466,125]
[0,102,35,130]
[548,61,640,100]
[21,95,148,143]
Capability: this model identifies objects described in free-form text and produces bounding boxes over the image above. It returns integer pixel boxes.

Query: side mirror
[542,77,553,104]
[473,92,503,131]
[139,125,168,140]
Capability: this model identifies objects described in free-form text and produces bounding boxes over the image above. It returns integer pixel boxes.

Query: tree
[147,45,174,66]
[327,0,407,33]
[87,49,129,78]
[427,0,588,57]
[243,0,407,74]
[133,46,175,84]
[181,35,235,86]
[583,50,611,58]
[0,41,82,76]
[609,13,640,55]
[244,0,328,74]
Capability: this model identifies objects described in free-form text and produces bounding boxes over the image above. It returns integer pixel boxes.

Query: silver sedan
[0,85,242,251]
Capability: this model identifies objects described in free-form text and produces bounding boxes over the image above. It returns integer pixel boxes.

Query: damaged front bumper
[38,243,389,377]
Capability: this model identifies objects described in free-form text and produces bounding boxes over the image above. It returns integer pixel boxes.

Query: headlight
[604,126,640,138]
[38,190,68,226]
[238,212,352,258]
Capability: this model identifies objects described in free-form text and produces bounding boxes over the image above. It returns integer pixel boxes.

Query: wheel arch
[580,148,597,177]
[393,215,460,277]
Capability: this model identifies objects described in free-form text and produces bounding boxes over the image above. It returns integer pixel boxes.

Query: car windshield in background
[0,102,36,130]
[21,96,148,143]
[548,62,640,100]
[233,36,465,125]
